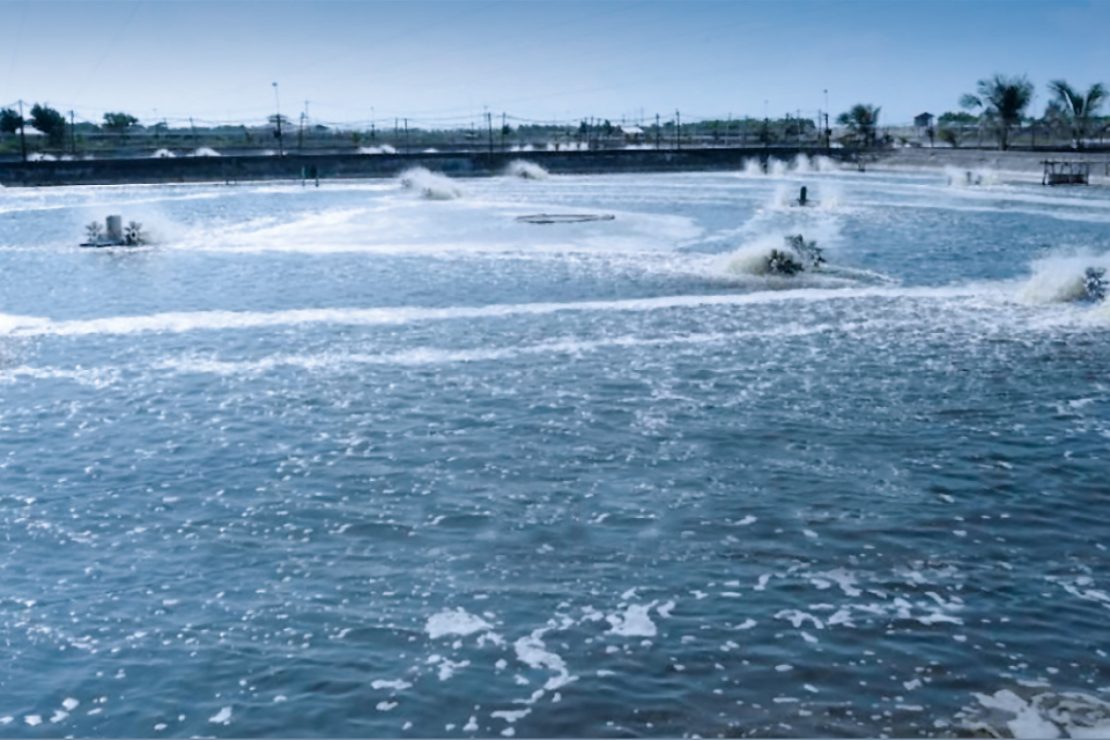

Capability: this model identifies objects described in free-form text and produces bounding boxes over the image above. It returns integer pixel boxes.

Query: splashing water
[792,153,838,173]
[1019,249,1110,304]
[150,149,176,159]
[398,167,463,200]
[505,160,549,180]
[741,158,765,176]
[721,234,819,277]
[944,165,1001,188]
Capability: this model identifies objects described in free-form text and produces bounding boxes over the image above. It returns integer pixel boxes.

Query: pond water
[1,160,1109,737]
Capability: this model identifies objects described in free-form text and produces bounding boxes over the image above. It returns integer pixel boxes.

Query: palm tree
[959,74,1034,150]
[1047,80,1107,148]
[836,104,881,147]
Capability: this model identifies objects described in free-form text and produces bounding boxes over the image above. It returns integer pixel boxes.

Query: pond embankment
[0,147,848,187]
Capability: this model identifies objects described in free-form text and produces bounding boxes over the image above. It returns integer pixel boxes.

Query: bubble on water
[425,608,492,639]
[606,603,657,637]
[208,706,232,724]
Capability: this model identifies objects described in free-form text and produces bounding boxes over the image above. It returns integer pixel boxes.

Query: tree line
[0,104,139,147]
[832,75,1105,151]
[4,76,1108,156]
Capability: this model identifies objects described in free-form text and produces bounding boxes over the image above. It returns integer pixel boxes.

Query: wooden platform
[1042,160,1090,186]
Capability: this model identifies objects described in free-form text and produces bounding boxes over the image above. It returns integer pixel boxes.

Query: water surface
[2,162,1109,737]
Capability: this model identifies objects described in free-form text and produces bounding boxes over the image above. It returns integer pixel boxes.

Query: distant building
[914,112,936,146]
[620,125,644,144]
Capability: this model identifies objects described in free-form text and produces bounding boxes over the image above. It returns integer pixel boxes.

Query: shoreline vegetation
[2,70,1106,186]
[1,74,1107,165]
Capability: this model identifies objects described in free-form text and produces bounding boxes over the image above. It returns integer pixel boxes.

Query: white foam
[0,286,982,340]
[208,706,232,724]
[974,691,1061,738]
[606,604,657,637]
[491,708,531,723]
[150,148,175,159]
[371,679,412,691]
[425,608,492,639]
[190,147,221,158]
[0,364,119,387]
[513,630,573,692]
[808,568,861,597]
[432,657,470,681]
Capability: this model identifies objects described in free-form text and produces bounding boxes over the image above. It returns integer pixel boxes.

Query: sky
[2,0,1108,129]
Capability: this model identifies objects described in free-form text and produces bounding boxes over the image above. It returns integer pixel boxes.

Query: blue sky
[2,0,1108,128]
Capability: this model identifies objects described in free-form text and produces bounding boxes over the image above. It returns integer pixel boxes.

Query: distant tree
[836,103,881,147]
[938,111,977,125]
[102,111,139,133]
[0,107,22,135]
[938,127,961,148]
[29,104,66,147]
[1047,80,1107,148]
[959,74,1033,150]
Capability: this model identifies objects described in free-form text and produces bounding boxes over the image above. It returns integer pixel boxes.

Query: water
[2,164,1109,737]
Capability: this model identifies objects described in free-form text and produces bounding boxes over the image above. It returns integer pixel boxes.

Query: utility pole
[299,100,308,151]
[189,117,197,148]
[486,111,493,156]
[501,111,506,152]
[69,110,76,156]
[675,110,680,150]
[18,99,27,162]
[404,117,410,154]
[655,113,660,149]
[823,89,830,149]
[272,81,284,156]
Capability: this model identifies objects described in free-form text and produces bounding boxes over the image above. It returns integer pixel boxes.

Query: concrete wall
[0,147,852,187]
[875,147,1110,176]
